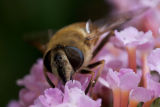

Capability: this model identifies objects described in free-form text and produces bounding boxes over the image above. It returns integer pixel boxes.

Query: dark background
[0,0,111,106]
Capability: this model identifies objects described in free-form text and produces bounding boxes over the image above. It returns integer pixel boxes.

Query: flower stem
[126,47,136,72]
[128,100,139,107]
[113,88,121,107]
[156,42,160,48]
[141,53,150,88]
[143,98,155,107]
[120,90,129,107]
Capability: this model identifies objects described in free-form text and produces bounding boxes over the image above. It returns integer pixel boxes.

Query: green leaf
[137,102,144,107]
[151,97,160,107]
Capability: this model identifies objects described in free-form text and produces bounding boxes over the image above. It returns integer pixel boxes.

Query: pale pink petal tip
[106,69,120,89]
[7,100,20,107]
[115,27,142,46]
[130,87,154,102]
[148,48,160,74]
[31,80,101,107]
[98,77,110,88]
[65,80,82,90]
[119,68,141,90]
[137,30,154,52]
[101,68,141,90]
[39,88,63,106]
[115,26,153,47]
[140,0,160,8]
[147,74,160,97]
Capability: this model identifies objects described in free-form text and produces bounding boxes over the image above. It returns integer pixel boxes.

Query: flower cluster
[8,59,101,107]
[8,59,52,107]
[8,0,160,107]
[30,81,101,107]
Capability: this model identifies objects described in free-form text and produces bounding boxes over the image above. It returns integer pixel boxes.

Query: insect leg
[92,31,114,58]
[79,68,95,94]
[44,67,55,88]
[79,60,105,94]
[87,60,105,87]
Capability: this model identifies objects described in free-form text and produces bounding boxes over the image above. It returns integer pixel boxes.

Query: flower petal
[65,80,82,90]
[115,27,142,47]
[148,48,160,74]
[119,68,141,90]
[7,100,20,107]
[106,69,120,89]
[115,27,153,48]
[130,87,154,102]
[147,74,160,97]
[39,88,63,106]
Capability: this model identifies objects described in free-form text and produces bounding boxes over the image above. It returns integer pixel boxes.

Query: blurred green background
[0,0,111,106]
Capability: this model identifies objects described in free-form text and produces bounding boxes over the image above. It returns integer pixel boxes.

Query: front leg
[87,60,105,87]
[79,68,95,94]
[79,60,105,94]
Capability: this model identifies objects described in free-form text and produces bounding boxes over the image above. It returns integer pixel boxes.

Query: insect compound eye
[64,46,84,70]
[43,51,52,72]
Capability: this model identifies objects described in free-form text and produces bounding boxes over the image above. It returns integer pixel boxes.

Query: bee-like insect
[24,9,147,94]
[43,22,105,93]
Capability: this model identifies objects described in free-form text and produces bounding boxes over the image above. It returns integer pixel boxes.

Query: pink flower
[99,68,141,90]
[30,80,101,107]
[17,59,53,92]
[129,87,154,103]
[140,0,160,8]
[115,27,153,72]
[99,68,141,107]
[137,32,154,52]
[146,73,160,97]
[147,48,160,74]
[73,73,90,91]
[128,73,160,107]
[8,59,101,107]
[8,59,55,107]
[141,9,160,37]
[7,100,20,107]
[115,27,153,47]
[6,1,160,107]
[128,87,154,107]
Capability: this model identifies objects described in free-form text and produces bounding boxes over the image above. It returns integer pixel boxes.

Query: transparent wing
[92,7,149,58]
[23,29,55,53]
[94,7,149,35]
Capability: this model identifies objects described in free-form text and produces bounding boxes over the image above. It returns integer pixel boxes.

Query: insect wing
[23,29,55,52]
[95,7,149,35]
[92,7,149,58]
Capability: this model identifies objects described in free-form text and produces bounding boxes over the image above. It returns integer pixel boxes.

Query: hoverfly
[24,8,147,94]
